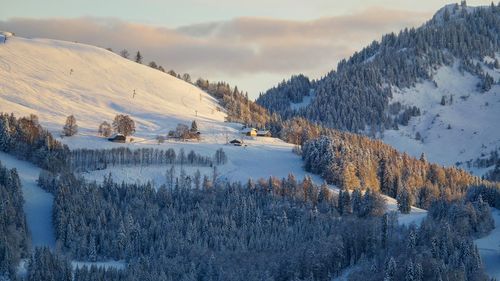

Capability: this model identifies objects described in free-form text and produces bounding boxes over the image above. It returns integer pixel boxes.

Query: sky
[0,0,493,98]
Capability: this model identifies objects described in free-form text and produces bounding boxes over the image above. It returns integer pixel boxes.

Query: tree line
[67,147,222,172]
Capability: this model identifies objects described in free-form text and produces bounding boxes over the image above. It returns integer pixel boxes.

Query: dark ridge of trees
[0,113,70,173]
[0,161,30,279]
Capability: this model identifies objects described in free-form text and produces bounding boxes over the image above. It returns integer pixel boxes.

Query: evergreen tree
[190,120,198,132]
[397,187,412,214]
[134,51,142,64]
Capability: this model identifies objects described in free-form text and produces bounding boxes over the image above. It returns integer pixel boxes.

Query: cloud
[0,8,430,96]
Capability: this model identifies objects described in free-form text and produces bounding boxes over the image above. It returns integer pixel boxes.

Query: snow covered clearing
[0,152,55,248]
[290,89,315,111]
[475,208,500,280]
[384,62,500,177]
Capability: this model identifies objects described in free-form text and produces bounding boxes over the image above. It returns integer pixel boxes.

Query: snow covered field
[384,61,500,177]
[0,152,55,248]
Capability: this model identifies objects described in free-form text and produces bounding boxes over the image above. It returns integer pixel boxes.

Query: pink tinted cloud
[0,8,429,92]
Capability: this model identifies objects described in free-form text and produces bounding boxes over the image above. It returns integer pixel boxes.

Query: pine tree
[384,257,397,281]
[397,187,412,214]
[62,115,78,136]
[135,51,142,64]
[190,120,198,132]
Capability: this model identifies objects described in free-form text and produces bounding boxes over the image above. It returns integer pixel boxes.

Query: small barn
[241,127,257,137]
[229,139,243,146]
[257,130,271,137]
[108,134,126,143]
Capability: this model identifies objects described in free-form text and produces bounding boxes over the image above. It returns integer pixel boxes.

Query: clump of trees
[62,115,78,136]
[168,122,200,140]
[26,247,72,281]
[0,113,69,172]
[98,121,112,137]
[112,114,135,137]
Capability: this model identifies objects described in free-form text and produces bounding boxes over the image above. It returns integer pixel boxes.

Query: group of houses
[229,127,272,146]
[240,127,272,137]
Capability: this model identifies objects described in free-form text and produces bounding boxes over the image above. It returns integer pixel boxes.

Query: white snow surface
[290,89,315,111]
[383,61,500,176]
[475,208,500,280]
[0,36,226,140]
[0,152,55,248]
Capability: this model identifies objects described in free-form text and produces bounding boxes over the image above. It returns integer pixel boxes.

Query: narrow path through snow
[475,208,500,280]
[0,152,55,248]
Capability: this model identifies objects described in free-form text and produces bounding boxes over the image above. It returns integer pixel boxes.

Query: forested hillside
[257,3,500,133]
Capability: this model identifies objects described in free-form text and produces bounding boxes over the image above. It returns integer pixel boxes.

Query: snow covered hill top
[430,3,486,25]
[0,35,225,138]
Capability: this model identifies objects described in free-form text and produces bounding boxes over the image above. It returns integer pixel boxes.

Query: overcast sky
[0,0,492,98]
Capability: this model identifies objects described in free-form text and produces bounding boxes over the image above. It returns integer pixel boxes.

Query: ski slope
[0,152,55,248]
[384,60,500,177]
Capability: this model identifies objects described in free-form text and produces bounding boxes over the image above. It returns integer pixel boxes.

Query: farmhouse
[108,134,126,143]
[241,127,257,136]
[229,139,243,146]
[257,130,272,137]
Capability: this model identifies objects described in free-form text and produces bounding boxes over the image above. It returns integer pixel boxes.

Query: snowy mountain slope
[0,36,225,139]
[383,60,500,176]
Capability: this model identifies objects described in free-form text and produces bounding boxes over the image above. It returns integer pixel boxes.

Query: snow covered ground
[0,35,226,142]
[0,152,55,248]
[475,208,500,280]
[384,61,500,177]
